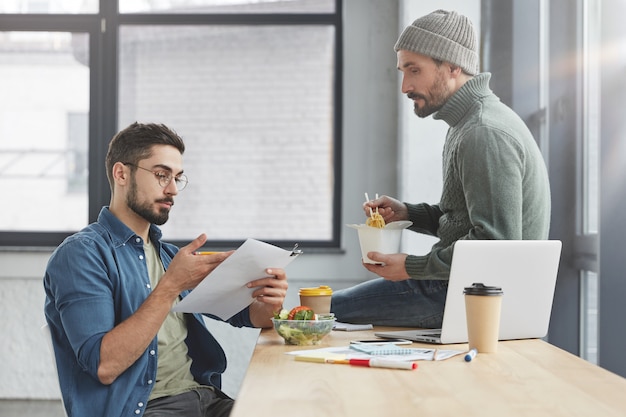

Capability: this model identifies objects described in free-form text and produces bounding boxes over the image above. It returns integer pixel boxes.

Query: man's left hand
[247,268,288,327]
[363,253,410,281]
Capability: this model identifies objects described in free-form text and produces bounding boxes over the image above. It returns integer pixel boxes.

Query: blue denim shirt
[43,207,253,417]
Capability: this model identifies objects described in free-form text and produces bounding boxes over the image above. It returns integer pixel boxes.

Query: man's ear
[448,63,463,77]
[112,162,129,185]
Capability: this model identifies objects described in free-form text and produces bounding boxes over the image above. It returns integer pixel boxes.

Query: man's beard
[126,177,172,226]
[409,71,451,118]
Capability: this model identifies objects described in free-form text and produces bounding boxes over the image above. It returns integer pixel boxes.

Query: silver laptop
[375,240,562,344]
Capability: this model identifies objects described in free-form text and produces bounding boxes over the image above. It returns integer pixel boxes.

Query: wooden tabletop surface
[230,327,626,417]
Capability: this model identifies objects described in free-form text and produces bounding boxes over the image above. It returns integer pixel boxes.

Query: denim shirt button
[139,255,144,260]
[147,379,153,385]
[135,237,141,243]
[138,402,144,407]
[146,284,151,289]
[150,350,156,355]
[134,410,140,414]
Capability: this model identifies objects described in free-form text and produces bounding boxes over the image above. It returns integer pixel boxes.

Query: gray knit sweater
[404,73,551,279]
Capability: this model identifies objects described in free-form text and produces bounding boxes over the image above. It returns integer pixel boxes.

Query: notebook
[375,240,562,344]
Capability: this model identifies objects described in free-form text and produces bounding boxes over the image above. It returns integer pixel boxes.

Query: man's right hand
[162,233,232,293]
[363,195,409,223]
[98,233,231,385]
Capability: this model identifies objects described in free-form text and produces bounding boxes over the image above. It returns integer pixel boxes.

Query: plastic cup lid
[463,282,503,296]
[299,285,333,296]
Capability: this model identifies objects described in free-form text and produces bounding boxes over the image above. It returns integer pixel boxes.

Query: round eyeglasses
[123,162,188,191]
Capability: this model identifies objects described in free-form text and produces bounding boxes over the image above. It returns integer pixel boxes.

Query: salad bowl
[271,317,335,346]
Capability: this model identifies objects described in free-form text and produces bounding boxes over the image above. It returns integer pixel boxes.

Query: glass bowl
[271,317,335,346]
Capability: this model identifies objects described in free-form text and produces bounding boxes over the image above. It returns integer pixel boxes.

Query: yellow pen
[194,251,223,255]
[295,356,350,365]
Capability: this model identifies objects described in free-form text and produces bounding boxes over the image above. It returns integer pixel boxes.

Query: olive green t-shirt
[144,240,202,401]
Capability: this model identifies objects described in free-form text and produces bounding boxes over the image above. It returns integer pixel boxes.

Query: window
[577,0,601,364]
[0,0,342,249]
[0,0,98,14]
[0,31,90,233]
[120,0,334,14]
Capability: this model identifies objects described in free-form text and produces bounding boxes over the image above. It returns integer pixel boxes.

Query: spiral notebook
[349,343,416,355]
[375,240,562,344]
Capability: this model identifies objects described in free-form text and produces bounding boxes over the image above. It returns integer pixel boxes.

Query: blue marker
[464,348,477,362]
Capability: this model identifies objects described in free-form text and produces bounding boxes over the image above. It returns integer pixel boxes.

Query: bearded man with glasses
[43,122,289,417]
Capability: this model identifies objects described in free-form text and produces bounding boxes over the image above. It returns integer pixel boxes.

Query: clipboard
[173,238,301,319]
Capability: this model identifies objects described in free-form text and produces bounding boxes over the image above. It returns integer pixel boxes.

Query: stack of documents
[287,345,464,362]
[173,238,300,320]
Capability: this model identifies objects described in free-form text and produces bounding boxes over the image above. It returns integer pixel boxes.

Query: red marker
[295,356,417,370]
[348,358,417,370]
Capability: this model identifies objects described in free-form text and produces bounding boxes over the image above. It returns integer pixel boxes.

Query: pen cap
[299,286,333,314]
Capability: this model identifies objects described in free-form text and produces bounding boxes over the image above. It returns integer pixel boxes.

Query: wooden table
[230,327,626,417]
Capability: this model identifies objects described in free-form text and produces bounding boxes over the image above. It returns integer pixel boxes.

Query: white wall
[0,0,479,401]
[398,0,481,256]
[0,252,58,398]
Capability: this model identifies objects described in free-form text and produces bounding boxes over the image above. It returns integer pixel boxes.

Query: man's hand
[363,195,409,223]
[247,268,288,328]
[98,233,232,385]
[160,234,232,294]
[363,252,410,281]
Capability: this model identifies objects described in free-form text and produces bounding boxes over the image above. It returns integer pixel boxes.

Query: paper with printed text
[173,238,299,320]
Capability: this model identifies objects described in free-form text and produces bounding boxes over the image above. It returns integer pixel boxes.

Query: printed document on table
[173,238,300,320]
[287,346,464,362]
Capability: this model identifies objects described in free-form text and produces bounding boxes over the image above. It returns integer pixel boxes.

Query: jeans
[330,278,448,327]
[144,387,233,417]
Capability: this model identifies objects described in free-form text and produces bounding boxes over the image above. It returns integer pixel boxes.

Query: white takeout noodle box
[346,221,412,264]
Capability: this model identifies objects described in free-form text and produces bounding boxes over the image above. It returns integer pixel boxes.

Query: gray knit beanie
[394,9,479,76]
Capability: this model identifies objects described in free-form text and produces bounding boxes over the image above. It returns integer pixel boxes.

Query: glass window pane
[120,0,334,14]
[582,0,600,234]
[581,270,598,364]
[0,31,89,232]
[118,25,335,242]
[0,0,98,13]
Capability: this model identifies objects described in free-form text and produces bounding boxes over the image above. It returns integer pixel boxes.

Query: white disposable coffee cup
[463,283,503,353]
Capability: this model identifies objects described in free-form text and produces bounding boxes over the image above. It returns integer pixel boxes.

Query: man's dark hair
[105,122,185,191]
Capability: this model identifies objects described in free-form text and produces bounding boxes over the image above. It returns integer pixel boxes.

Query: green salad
[272,306,334,345]
[274,320,334,345]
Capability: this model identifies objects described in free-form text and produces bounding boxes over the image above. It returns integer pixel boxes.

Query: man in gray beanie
[331,10,551,327]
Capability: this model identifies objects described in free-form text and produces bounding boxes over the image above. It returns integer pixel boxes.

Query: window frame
[0,0,343,250]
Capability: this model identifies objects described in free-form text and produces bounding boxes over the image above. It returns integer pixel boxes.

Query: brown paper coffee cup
[298,286,333,314]
[464,283,503,353]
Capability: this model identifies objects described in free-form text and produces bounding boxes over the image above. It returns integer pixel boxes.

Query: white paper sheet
[172,238,300,319]
[286,346,464,361]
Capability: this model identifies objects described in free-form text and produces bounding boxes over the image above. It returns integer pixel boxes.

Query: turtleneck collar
[433,73,492,127]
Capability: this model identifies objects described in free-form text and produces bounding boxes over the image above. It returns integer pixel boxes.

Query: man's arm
[405,203,443,236]
[98,235,229,384]
[97,279,179,384]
